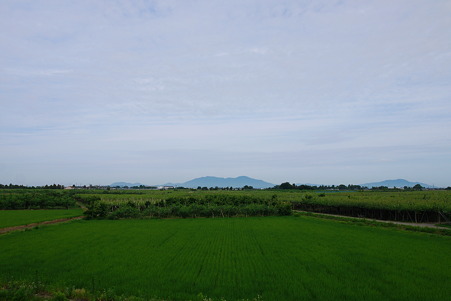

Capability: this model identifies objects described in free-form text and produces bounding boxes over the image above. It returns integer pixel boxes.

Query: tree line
[0,191,76,209]
[81,195,292,219]
[274,182,365,190]
[0,184,65,189]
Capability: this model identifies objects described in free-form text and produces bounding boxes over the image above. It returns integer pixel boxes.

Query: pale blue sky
[1,0,450,186]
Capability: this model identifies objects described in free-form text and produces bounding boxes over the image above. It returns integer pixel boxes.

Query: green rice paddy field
[0,216,450,300]
[0,208,83,228]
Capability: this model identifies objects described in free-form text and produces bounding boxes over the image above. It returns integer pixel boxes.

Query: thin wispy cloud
[1,0,450,186]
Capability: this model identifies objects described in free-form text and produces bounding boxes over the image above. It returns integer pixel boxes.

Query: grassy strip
[293,211,451,236]
[0,279,149,300]
[0,279,264,301]
[0,209,84,229]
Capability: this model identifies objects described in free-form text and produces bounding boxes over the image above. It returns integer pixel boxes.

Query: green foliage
[73,189,451,222]
[291,191,451,222]
[0,280,150,301]
[293,190,451,212]
[80,189,450,212]
[73,195,101,206]
[85,194,292,219]
[107,205,140,220]
[0,190,77,209]
[278,182,295,189]
[0,184,64,189]
[0,217,449,300]
[84,202,109,219]
[413,184,423,191]
[51,291,67,301]
[0,280,44,301]
[293,211,451,236]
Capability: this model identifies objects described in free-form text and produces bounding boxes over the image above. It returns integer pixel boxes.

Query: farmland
[0,208,83,228]
[1,189,450,300]
[73,189,451,222]
[290,190,451,223]
[2,189,450,215]
[0,216,450,300]
[80,189,451,211]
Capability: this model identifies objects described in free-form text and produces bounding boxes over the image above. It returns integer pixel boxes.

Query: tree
[279,182,294,189]
[337,184,347,190]
[413,184,423,191]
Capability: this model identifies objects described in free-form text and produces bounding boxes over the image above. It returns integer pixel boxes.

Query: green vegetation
[0,209,83,228]
[0,279,154,301]
[83,195,291,219]
[75,189,451,222]
[0,183,65,189]
[0,190,77,209]
[292,190,451,223]
[293,211,451,236]
[1,188,449,300]
[293,190,450,211]
[79,189,451,212]
[2,188,450,222]
[0,216,450,300]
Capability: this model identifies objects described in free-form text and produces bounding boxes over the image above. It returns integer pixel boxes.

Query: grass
[0,208,83,228]
[293,211,451,235]
[0,216,450,300]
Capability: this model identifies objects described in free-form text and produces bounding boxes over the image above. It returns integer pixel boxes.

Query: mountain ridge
[110,182,145,187]
[110,178,436,189]
[360,179,433,188]
[167,176,276,189]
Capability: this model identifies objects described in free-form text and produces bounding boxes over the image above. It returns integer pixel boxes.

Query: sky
[1,0,451,187]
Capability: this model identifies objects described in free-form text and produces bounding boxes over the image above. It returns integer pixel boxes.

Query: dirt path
[294,210,450,230]
[76,201,88,211]
[0,216,84,235]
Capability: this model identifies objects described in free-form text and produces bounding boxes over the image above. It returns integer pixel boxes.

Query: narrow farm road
[295,210,450,230]
[76,201,88,211]
[0,216,84,235]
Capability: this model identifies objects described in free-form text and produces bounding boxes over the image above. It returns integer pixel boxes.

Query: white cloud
[0,0,450,186]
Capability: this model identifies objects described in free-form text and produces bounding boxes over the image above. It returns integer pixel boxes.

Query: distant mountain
[295,183,322,187]
[110,182,145,187]
[361,179,433,188]
[175,176,275,189]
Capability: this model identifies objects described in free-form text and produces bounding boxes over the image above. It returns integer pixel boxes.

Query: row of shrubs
[0,279,148,301]
[0,279,260,301]
[163,195,281,206]
[83,195,292,219]
[0,191,76,209]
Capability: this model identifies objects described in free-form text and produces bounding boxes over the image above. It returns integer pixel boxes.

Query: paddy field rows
[0,215,450,300]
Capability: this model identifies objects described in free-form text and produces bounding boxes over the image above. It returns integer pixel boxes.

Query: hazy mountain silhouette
[169,176,275,189]
[110,182,145,187]
[361,179,433,188]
